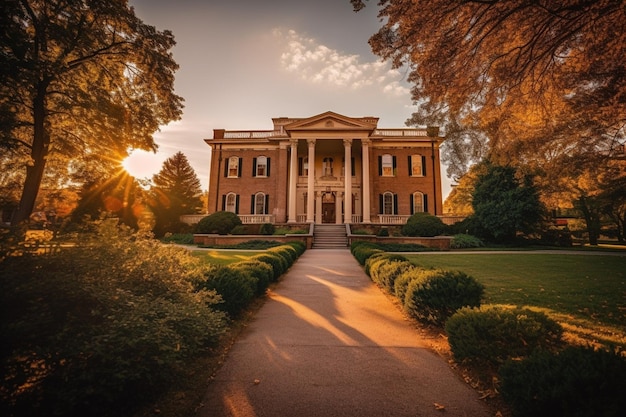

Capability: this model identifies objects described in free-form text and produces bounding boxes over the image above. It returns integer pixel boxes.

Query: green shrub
[198,266,257,316]
[499,346,626,417]
[365,254,412,292]
[377,227,389,237]
[285,241,306,257]
[401,212,446,237]
[394,268,420,301]
[251,253,285,280]
[376,242,430,252]
[194,211,242,235]
[445,306,563,365]
[230,260,273,295]
[404,269,484,325]
[350,241,384,265]
[450,234,484,249]
[259,223,276,235]
[268,245,296,266]
[0,222,227,417]
[230,225,249,235]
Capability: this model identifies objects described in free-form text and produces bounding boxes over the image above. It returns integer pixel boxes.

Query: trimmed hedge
[404,269,484,325]
[445,306,563,365]
[229,259,273,295]
[351,241,384,265]
[198,266,257,316]
[195,211,242,235]
[367,256,414,293]
[499,346,626,417]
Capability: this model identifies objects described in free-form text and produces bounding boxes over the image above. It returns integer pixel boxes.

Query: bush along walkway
[199,249,494,417]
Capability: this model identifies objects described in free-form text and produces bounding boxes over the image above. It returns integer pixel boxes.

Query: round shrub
[230,259,273,295]
[450,234,484,249]
[394,266,427,301]
[259,223,276,235]
[445,306,563,365]
[194,211,242,235]
[268,245,296,266]
[404,269,484,325]
[351,241,384,265]
[499,346,626,417]
[364,252,404,276]
[251,253,285,281]
[367,256,413,292]
[200,266,257,316]
[401,212,446,237]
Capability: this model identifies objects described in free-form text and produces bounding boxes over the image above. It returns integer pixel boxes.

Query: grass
[404,253,626,349]
[190,249,260,265]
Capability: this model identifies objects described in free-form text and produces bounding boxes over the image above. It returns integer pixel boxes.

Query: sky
[126,0,452,198]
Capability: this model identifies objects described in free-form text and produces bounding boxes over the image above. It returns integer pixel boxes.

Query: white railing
[296,214,307,223]
[223,130,282,138]
[377,215,411,224]
[351,215,362,223]
[374,129,428,137]
[238,214,275,224]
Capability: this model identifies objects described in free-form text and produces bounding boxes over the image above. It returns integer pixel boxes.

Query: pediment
[284,111,378,133]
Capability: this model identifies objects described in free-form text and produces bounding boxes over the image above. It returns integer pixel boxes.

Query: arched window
[225,192,238,213]
[254,192,267,215]
[383,191,394,215]
[412,191,425,213]
[323,157,334,176]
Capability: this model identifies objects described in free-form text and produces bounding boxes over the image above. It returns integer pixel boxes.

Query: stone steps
[313,224,348,249]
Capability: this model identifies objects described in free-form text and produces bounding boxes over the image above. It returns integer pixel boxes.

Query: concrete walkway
[198,249,493,417]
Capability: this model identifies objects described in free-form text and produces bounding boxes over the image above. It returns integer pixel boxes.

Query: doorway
[322,192,335,223]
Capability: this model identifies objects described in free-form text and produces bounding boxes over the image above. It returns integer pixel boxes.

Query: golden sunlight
[122,149,164,180]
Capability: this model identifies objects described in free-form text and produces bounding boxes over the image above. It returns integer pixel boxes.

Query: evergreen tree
[149,152,202,236]
[471,163,544,243]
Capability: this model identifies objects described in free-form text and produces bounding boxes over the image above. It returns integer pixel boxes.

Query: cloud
[275,29,410,97]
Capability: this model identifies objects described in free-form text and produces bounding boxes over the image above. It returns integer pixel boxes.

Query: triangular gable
[284,111,378,133]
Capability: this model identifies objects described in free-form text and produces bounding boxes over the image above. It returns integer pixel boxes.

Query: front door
[322,192,335,223]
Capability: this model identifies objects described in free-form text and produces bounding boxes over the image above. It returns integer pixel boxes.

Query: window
[253,156,270,177]
[252,192,269,215]
[410,155,426,177]
[379,192,398,215]
[411,192,427,214]
[227,156,240,178]
[379,154,396,176]
[323,157,333,176]
[298,157,308,176]
[224,192,239,213]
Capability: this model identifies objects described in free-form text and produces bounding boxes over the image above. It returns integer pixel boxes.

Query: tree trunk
[578,196,601,246]
[11,79,50,226]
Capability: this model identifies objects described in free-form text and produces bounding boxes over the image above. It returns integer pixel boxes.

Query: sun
[122,149,164,180]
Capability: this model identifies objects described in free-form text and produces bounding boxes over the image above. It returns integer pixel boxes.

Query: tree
[149,151,203,236]
[1,0,183,226]
[471,162,544,243]
[353,0,625,179]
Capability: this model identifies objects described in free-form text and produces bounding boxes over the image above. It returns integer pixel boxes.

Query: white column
[361,139,371,223]
[315,191,322,224]
[287,139,298,223]
[335,192,343,224]
[306,139,316,223]
[343,139,352,224]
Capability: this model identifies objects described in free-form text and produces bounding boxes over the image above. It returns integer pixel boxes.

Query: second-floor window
[323,157,334,176]
[379,154,396,177]
[227,156,241,178]
[410,155,426,177]
[253,156,270,177]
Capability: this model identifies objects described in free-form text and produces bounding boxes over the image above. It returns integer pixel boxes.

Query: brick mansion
[205,111,444,225]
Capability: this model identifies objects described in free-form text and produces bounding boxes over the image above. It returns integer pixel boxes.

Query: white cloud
[275,29,410,97]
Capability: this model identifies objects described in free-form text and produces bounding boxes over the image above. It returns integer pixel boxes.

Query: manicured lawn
[403,253,626,347]
[191,249,260,265]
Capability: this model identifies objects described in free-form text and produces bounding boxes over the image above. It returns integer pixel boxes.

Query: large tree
[149,151,202,236]
[353,0,625,180]
[1,0,183,225]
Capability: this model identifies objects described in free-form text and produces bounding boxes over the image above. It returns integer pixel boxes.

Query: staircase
[312,224,349,249]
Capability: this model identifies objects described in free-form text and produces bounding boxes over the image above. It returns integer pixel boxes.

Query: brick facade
[205,111,444,224]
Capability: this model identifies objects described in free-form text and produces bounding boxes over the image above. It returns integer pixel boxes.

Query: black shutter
[250,195,255,214]
[238,158,242,177]
[410,194,414,214]
[378,156,382,176]
[393,194,398,215]
[266,158,271,177]
[408,156,412,176]
[392,156,397,176]
[422,155,427,176]
[265,194,270,214]
[221,195,226,210]
[379,194,383,214]
[223,161,228,177]
[424,194,429,213]
[252,157,257,177]
[235,195,240,214]
[298,157,303,176]
[351,157,355,176]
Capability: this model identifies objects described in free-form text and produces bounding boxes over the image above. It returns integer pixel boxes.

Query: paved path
[198,249,493,417]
